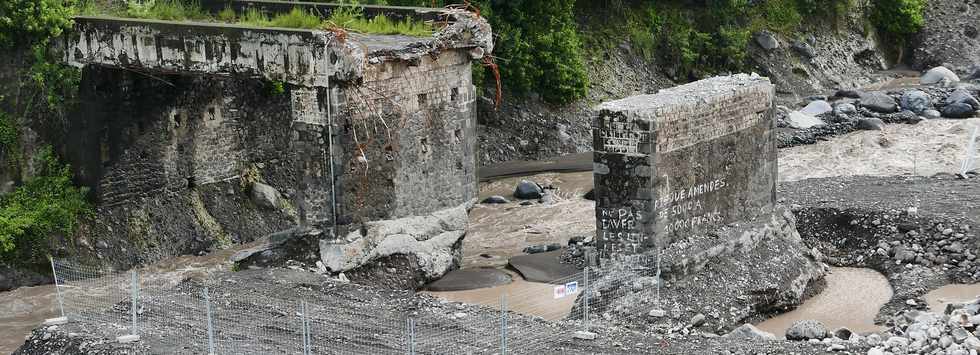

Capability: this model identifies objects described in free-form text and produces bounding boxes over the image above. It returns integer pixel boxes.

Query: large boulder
[319,204,469,288]
[900,90,932,114]
[787,111,826,129]
[856,118,885,131]
[833,103,858,116]
[251,182,284,209]
[786,319,828,340]
[800,100,832,116]
[921,66,960,85]
[947,89,980,109]
[942,89,980,118]
[860,92,898,113]
[725,324,778,340]
[514,180,544,199]
[943,103,978,118]
[755,31,780,50]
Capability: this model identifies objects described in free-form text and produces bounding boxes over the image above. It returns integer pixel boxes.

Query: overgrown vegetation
[124,0,209,21]
[0,112,19,168]
[871,0,926,42]
[79,0,435,36]
[0,0,76,48]
[0,147,90,266]
[0,0,89,267]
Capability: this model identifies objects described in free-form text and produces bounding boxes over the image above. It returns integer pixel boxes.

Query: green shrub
[30,45,82,110]
[0,0,76,48]
[217,6,237,22]
[239,8,271,27]
[487,0,589,104]
[326,4,433,36]
[627,6,659,61]
[0,112,19,168]
[871,0,926,39]
[752,0,803,34]
[0,147,90,266]
[268,7,322,29]
[126,0,209,21]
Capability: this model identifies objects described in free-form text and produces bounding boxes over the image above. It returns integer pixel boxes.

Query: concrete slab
[507,250,580,284]
[425,268,512,291]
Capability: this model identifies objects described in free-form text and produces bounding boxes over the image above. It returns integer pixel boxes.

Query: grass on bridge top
[77,0,435,37]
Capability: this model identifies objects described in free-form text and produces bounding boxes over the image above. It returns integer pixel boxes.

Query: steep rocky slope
[477,0,980,167]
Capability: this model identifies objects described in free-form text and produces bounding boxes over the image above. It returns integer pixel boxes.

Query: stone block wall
[593,74,776,255]
[332,50,478,228]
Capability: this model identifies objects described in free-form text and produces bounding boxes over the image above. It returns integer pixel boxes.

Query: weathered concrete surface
[62,10,493,86]
[319,203,470,283]
[592,73,776,254]
[425,267,512,291]
[508,250,581,284]
[64,16,355,86]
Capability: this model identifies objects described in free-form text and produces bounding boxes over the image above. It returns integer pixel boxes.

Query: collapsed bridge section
[58,2,492,285]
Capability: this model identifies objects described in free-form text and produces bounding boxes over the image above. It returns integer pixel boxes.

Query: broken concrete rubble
[319,203,470,283]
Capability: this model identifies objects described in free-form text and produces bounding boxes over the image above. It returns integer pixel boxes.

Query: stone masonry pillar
[593,74,777,256]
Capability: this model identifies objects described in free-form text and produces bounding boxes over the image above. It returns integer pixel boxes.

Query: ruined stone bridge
[58,1,492,285]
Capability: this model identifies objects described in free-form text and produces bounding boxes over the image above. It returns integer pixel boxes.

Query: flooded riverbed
[756,267,892,336]
[926,283,980,313]
[0,244,248,354]
[0,284,58,354]
[424,269,576,321]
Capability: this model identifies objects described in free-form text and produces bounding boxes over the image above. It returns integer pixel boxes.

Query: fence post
[655,250,662,307]
[117,270,141,343]
[302,301,311,355]
[406,318,416,355]
[583,265,590,332]
[500,294,508,355]
[204,287,216,355]
[43,257,68,326]
[960,125,979,176]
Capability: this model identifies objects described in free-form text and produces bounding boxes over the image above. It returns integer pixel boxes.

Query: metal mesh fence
[48,249,658,354]
[961,124,979,175]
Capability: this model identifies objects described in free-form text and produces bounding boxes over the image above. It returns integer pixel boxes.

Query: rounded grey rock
[514,180,543,199]
[900,90,931,114]
[482,195,509,204]
[856,118,885,131]
[755,31,780,50]
[922,66,960,85]
[860,92,898,113]
[786,319,828,341]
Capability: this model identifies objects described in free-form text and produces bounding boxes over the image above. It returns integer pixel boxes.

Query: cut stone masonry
[59,3,491,284]
[593,74,777,255]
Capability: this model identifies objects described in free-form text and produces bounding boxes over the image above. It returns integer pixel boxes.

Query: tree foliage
[871,0,926,39]
[0,0,76,48]
[0,147,90,266]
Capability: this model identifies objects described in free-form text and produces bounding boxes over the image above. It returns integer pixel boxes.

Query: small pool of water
[926,284,980,313]
[755,267,892,337]
[424,269,576,321]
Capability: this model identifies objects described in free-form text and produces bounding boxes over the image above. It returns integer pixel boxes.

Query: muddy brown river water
[756,267,892,336]
[3,129,980,353]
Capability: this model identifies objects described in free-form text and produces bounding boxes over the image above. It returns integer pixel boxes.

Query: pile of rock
[774,319,877,352]
[776,66,980,148]
[874,222,980,281]
[867,298,980,355]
